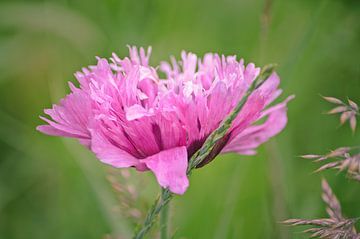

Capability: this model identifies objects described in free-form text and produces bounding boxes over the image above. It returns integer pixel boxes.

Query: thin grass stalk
[133,189,172,239]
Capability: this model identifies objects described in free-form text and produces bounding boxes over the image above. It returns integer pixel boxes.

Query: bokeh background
[0,0,359,238]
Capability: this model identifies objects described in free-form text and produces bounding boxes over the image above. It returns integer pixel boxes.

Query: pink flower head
[37,46,293,195]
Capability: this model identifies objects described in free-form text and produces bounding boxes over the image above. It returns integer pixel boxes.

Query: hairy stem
[132,64,276,239]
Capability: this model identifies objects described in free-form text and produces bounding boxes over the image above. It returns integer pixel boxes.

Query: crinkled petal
[229,72,281,138]
[222,96,294,155]
[125,104,154,121]
[36,125,79,138]
[142,146,189,195]
[90,128,139,168]
[37,90,92,140]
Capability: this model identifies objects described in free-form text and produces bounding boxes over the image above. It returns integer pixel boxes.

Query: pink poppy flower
[37,46,292,195]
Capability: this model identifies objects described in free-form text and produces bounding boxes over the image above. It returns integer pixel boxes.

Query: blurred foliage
[0,0,359,238]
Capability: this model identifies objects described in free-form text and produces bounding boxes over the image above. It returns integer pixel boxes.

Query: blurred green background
[0,0,359,238]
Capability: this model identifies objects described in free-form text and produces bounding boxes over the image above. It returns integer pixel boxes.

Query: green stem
[132,64,277,239]
[133,189,172,239]
[160,188,169,239]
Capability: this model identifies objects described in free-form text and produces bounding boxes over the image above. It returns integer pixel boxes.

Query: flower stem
[133,188,172,239]
[160,188,169,239]
[132,64,276,239]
